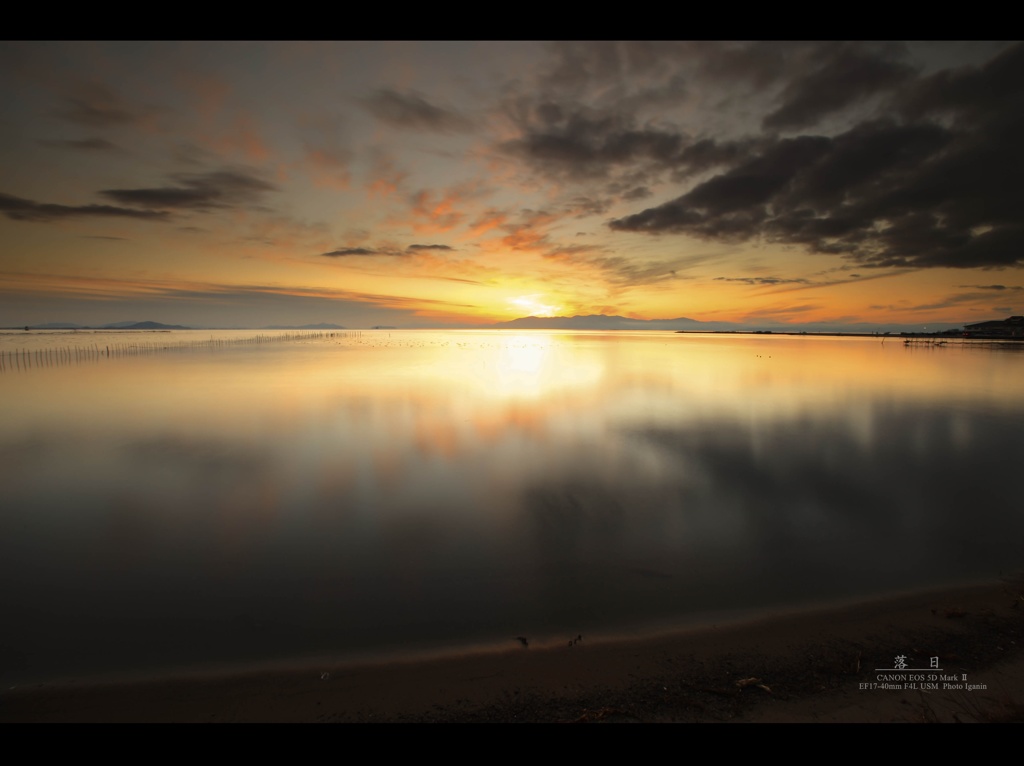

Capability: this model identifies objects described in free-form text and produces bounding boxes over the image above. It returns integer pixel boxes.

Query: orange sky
[1,41,1021,330]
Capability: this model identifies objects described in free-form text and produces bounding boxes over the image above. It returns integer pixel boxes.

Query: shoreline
[4,577,1022,722]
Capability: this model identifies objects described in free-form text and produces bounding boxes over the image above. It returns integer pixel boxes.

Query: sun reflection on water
[1,330,1023,685]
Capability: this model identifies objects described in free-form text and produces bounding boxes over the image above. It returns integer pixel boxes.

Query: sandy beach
[3,576,1022,723]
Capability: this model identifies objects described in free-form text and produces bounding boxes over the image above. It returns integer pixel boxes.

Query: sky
[1,41,1022,330]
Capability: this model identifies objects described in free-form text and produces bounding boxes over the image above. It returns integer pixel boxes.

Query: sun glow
[507,294,560,317]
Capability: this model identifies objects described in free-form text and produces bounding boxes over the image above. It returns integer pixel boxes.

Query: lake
[2,329,1022,686]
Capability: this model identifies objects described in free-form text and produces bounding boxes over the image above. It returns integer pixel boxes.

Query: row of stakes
[0,331,349,373]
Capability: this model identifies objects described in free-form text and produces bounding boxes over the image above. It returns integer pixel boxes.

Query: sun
[508,294,560,317]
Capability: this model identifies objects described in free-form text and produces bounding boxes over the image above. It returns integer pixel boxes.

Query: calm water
[2,329,1023,685]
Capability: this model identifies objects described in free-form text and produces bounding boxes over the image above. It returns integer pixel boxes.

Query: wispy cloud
[909,292,1014,311]
[361,88,474,133]
[407,244,454,252]
[321,243,456,258]
[100,169,277,211]
[38,137,119,152]
[53,80,160,128]
[0,192,168,223]
[957,284,1024,291]
[405,181,491,233]
[714,276,810,286]
[320,247,382,258]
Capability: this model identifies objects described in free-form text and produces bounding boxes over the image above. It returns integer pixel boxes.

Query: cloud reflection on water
[0,331,1022,684]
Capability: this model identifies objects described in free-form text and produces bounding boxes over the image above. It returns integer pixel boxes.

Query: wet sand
[3,577,1023,723]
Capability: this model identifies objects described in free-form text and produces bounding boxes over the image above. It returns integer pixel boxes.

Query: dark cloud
[959,284,1024,291]
[781,120,952,211]
[609,135,831,239]
[321,248,378,257]
[673,138,765,179]
[897,42,1024,127]
[763,43,916,131]
[499,43,808,189]
[320,245,413,258]
[0,192,168,223]
[38,137,118,152]
[361,89,474,133]
[688,136,833,212]
[609,43,1024,270]
[498,42,1024,272]
[695,41,797,89]
[407,244,454,252]
[501,108,685,180]
[100,170,277,211]
[714,276,810,286]
[503,42,873,186]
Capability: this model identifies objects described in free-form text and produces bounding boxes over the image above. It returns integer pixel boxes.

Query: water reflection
[0,331,1022,684]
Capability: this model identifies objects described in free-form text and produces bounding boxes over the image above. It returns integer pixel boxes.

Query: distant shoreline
[8,326,1020,341]
[675,329,1024,341]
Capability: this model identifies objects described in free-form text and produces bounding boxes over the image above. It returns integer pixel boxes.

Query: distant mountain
[261,323,346,330]
[100,321,191,330]
[17,320,190,330]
